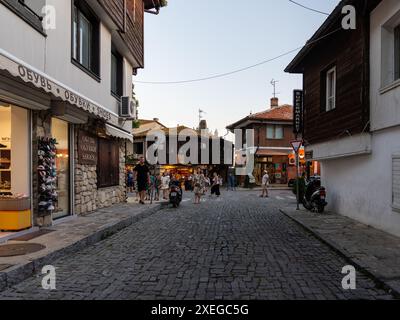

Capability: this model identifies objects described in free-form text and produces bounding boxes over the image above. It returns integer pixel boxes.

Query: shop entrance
[51,118,71,220]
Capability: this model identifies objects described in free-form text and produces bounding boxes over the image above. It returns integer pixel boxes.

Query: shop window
[266,125,284,140]
[111,47,123,98]
[97,138,119,188]
[0,104,30,196]
[72,0,100,79]
[393,155,400,211]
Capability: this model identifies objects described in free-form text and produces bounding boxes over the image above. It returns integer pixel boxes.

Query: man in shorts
[134,156,150,205]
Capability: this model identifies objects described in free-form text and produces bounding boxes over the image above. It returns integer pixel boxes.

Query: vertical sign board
[293,90,303,138]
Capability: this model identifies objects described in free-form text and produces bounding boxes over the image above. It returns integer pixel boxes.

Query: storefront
[0,103,31,235]
[0,49,132,238]
[255,149,292,185]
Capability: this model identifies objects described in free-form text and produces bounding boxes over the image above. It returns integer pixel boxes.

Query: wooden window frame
[97,138,120,189]
[266,125,284,140]
[71,0,101,81]
[326,66,336,112]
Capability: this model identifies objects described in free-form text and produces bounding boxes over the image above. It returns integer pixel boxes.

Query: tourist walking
[211,172,221,197]
[260,170,270,198]
[154,174,162,201]
[161,171,170,200]
[127,168,134,193]
[133,156,150,205]
[193,171,205,204]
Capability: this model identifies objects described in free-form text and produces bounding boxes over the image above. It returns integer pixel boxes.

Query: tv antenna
[271,79,280,98]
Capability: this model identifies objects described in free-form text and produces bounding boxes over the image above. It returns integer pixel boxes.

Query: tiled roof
[133,119,167,137]
[249,104,293,121]
[226,104,293,130]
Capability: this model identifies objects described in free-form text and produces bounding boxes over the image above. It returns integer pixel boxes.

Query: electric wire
[288,0,330,16]
[134,27,342,85]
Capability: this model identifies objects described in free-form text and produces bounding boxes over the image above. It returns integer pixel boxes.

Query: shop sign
[0,50,117,125]
[305,150,314,160]
[293,90,303,136]
[78,131,98,165]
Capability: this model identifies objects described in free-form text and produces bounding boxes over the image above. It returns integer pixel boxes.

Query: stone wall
[74,125,127,215]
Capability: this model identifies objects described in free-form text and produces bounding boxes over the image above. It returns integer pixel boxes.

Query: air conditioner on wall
[119,96,137,119]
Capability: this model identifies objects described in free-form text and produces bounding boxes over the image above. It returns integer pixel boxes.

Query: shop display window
[0,104,30,197]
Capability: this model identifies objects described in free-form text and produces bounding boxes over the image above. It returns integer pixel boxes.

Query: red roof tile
[249,105,293,121]
[226,104,293,130]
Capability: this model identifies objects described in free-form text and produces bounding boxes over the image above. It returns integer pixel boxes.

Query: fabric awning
[256,149,292,157]
[0,48,119,126]
[106,124,133,143]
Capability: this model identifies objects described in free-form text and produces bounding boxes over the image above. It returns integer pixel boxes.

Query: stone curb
[279,208,400,299]
[0,204,162,291]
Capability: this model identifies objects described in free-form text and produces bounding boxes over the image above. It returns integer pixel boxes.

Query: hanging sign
[293,90,303,136]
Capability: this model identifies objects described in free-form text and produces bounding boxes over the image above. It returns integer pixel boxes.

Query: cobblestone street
[0,191,395,300]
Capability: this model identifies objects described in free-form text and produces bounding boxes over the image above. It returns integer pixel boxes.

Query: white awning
[0,48,119,126]
[106,124,133,143]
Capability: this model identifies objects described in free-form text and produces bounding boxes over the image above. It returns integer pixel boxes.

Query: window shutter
[97,138,120,188]
[393,156,400,210]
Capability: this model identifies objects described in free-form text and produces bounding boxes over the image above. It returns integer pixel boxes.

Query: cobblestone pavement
[0,191,395,300]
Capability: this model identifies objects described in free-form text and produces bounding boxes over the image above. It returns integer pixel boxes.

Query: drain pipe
[145,0,160,15]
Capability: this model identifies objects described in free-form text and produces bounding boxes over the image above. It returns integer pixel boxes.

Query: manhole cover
[0,243,46,257]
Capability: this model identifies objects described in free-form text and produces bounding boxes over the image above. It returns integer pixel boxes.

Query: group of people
[126,158,225,205]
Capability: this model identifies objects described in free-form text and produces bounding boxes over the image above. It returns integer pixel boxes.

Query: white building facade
[0,0,155,232]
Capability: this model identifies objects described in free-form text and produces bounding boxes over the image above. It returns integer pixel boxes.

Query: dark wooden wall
[97,0,144,68]
[301,2,370,145]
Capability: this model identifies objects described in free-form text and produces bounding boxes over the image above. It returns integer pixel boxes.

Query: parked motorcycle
[169,182,182,208]
[302,176,327,213]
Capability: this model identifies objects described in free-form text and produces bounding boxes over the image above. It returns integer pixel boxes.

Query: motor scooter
[169,181,182,208]
[302,176,328,213]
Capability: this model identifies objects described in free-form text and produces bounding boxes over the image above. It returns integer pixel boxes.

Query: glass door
[51,118,70,219]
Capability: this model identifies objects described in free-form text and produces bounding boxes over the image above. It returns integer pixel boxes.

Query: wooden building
[284,0,400,237]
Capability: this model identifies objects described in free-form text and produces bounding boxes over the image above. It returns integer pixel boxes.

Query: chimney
[153,118,159,122]
[199,120,208,130]
[271,97,279,108]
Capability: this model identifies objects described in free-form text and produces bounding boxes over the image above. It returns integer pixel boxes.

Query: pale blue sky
[135,0,340,136]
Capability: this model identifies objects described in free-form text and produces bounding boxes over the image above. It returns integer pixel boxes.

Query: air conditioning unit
[120,96,137,119]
